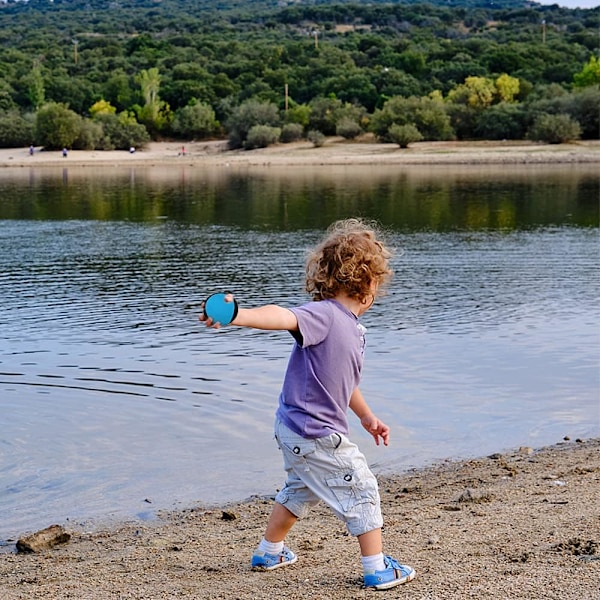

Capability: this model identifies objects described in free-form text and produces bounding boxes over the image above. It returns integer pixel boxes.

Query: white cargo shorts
[273,418,383,537]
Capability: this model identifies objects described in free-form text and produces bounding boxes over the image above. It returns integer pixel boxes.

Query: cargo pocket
[277,435,317,474]
[279,437,317,459]
[325,466,377,512]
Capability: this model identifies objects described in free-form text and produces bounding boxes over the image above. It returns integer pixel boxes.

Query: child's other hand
[360,414,390,447]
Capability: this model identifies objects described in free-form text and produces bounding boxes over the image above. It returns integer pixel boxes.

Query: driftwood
[16,524,71,553]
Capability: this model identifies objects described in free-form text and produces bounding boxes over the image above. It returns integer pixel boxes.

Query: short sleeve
[290,302,334,348]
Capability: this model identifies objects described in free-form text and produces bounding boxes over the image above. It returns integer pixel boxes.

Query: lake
[0,163,598,542]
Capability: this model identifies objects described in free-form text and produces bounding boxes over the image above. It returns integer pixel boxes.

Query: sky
[535,0,598,7]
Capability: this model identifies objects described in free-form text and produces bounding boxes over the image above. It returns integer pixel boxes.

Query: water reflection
[0,164,597,229]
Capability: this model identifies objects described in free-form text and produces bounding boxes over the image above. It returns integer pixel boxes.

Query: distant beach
[1,138,599,169]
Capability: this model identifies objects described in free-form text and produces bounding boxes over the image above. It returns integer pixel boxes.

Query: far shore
[1,138,599,169]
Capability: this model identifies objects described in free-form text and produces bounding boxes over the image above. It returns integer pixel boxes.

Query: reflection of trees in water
[0,166,597,230]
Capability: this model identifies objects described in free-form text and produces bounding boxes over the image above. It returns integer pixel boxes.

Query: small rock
[519,446,533,455]
[221,510,239,521]
[457,488,493,504]
[16,525,71,553]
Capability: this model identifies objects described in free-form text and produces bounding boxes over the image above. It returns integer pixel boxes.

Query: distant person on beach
[62,148,68,158]
[200,218,415,591]
[29,145,34,156]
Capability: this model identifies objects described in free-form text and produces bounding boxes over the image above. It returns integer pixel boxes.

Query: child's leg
[357,528,383,557]
[264,502,298,542]
[359,528,416,590]
[251,502,299,570]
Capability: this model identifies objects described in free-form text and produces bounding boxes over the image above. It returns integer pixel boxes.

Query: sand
[1,139,598,598]
[1,438,598,599]
[1,138,600,169]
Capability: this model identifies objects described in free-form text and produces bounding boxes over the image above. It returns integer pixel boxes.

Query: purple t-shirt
[276,299,367,438]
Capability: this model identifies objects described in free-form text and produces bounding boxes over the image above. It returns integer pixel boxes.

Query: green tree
[495,74,520,103]
[566,87,600,140]
[171,101,220,140]
[284,102,311,128]
[448,76,496,110]
[135,68,172,136]
[388,123,423,148]
[90,99,117,118]
[103,71,136,112]
[370,95,453,142]
[226,99,280,148]
[573,56,600,88]
[475,103,528,140]
[0,110,35,147]
[24,60,45,110]
[35,102,82,149]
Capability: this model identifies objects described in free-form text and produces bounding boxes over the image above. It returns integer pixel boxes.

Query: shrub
[226,100,280,149]
[0,110,35,147]
[35,102,83,149]
[307,130,326,147]
[73,119,103,150]
[92,111,150,150]
[172,101,220,139]
[244,125,280,149]
[528,113,581,144]
[388,123,423,148]
[371,95,453,141]
[336,117,362,140]
[565,87,600,140]
[280,122,304,143]
[475,103,528,140]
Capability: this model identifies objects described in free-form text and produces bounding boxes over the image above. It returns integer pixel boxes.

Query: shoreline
[1,438,598,599]
[1,139,600,169]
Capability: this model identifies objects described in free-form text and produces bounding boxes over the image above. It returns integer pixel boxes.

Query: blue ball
[204,293,238,326]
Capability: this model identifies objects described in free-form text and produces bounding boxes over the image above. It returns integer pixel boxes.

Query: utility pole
[541,20,546,45]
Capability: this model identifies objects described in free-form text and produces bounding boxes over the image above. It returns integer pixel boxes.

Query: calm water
[0,163,598,542]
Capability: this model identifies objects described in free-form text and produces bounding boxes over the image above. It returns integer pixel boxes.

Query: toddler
[201,218,415,590]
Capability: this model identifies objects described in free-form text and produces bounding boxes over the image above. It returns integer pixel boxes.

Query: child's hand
[199,293,235,329]
[360,414,390,447]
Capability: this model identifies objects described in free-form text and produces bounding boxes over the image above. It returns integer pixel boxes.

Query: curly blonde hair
[305,218,393,302]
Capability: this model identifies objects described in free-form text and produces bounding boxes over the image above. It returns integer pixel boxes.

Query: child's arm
[349,387,390,447]
[233,305,299,331]
[200,295,298,332]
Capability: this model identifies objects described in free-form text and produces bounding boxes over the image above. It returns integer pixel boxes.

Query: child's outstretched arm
[200,295,298,332]
[233,304,298,331]
[349,387,390,446]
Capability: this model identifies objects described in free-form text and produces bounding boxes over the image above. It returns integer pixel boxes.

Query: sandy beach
[1,438,598,599]
[1,138,600,169]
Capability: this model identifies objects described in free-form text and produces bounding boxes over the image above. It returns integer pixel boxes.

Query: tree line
[0,0,598,150]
